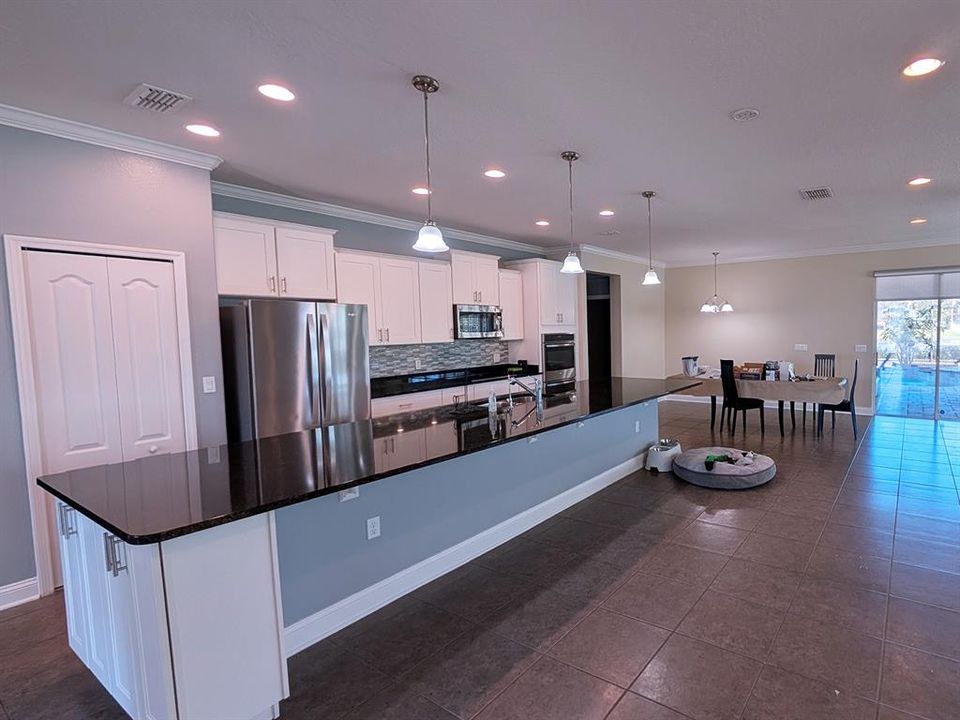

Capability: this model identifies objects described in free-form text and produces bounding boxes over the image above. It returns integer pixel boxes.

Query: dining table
[667,373,848,436]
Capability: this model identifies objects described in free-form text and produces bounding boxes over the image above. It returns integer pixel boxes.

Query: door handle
[318,312,331,421]
[109,535,127,577]
[479,290,482,303]
[281,277,288,294]
[386,328,390,342]
[306,314,320,425]
[378,328,383,342]
[269,276,276,292]
[103,532,114,573]
[62,506,77,538]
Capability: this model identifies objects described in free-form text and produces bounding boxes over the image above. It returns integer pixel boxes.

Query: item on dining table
[681,356,700,377]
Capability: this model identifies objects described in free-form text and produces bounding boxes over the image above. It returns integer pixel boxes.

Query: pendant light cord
[647,195,653,269]
[713,252,719,295]
[568,159,575,253]
[422,91,433,222]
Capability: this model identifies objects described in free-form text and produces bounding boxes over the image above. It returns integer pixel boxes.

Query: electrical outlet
[493,352,502,363]
[527,436,538,444]
[855,344,868,353]
[366,516,381,540]
[206,446,220,464]
[414,359,422,370]
[340,487,359,502]
[202,376,217,394]
[794,344,808,352]
[635,420,641,433]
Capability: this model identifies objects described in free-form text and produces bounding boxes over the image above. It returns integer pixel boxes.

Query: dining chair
[800,353,837,428]
[818,358,859,438]
[720,359,765,434]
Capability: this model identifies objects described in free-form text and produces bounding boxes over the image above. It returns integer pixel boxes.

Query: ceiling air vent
[123,83,192,113]
[799,186,834,201]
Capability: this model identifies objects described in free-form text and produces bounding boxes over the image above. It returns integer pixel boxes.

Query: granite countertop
[371,362,540,398]
[38,377,700,545]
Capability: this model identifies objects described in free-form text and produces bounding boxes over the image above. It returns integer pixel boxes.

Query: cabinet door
[76,511,113,690]
[450,254,477,304]
[539,262,560,325]
[499,270,524,340]
[275,227,336,300]
[57,503,90,664]
[214,216,278,297]
[556,271,578,326]
[418,262,454,343]
[107,258,187,461]
[335,252,382,344]
[378,257,421,345]
[475,257,501,306]
[388,429,427,469]
[425,421,458,458]
[441,386,469,406]
[101,532,141,717]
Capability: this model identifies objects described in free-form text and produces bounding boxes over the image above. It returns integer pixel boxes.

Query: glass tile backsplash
[369,339,510,378]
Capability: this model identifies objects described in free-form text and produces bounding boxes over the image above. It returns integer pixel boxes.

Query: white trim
[666,236,960,268]
[0,103,222,171]
[211,182,546,256]
[283,453,646,656]
[579,244,666,269]
[0,577,40,612]
[4,233,201,596]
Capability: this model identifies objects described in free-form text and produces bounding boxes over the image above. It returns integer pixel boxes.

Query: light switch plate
[855,344,868,353]
[340,487,359,502]
[202,376,217,394]
[794,344,808,352]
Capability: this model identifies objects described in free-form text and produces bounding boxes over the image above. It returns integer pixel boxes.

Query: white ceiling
[1,0,958,265]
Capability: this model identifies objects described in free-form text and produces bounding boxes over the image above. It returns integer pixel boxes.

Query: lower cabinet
[56,501,288,720]
[375,429,427,472]
[371,389,444,418]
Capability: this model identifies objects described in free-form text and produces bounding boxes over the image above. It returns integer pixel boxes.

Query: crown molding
[578,244,666,268]
[211,182,546,255]
[666,235,960,268]
[0,103,222,171]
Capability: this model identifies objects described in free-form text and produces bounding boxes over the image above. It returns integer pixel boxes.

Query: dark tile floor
[2,402,959,720]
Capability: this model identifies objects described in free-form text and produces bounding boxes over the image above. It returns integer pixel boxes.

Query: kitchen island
[38,377,698,720]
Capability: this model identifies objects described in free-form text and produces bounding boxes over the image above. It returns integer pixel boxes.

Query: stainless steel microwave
[454,304,503,339]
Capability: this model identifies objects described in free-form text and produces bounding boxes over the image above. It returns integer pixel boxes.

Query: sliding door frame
[4,233,199,596]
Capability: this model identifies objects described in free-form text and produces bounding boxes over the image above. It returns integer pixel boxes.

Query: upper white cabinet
[450,250,500,306]
[418,261,454,343]
[498,269,524,340]
[214,213,336,300]
[526,259,576,326]
[335,250,421,346]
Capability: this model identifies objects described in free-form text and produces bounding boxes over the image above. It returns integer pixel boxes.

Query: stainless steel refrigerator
[220,299,371,442]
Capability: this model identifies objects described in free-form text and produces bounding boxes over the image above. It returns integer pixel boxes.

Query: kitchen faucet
[508,376,544,423]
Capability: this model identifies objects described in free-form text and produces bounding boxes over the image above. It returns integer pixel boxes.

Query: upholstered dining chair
[818,358,859,438]
[720,359,765,434]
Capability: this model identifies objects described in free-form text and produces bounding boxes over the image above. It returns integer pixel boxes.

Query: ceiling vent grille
[123,83,192,113]
[799,186,834,201]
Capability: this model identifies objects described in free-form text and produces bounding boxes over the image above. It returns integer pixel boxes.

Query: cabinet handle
[103,532,114,573]
[386,328,390,342]
[269,276,276,292]
[61,506,77,538]
[148,445,159,454]
[478,290,482,303]
[281,277,288,294]
[109,535,127,577]
[378,329,383,342]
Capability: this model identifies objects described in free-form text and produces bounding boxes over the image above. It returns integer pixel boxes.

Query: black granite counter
[38,377,699,545]
[371,362,539,398]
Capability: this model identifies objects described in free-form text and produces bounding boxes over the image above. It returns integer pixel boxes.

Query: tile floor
[2,402,958,720]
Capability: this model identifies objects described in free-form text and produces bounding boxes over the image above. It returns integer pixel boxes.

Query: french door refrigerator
[220,299,372,442]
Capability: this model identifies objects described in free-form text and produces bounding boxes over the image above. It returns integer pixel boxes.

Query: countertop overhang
[38,377,700,545]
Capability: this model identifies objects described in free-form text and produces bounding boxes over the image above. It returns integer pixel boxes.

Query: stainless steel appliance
[454,304,503,339]
[220,299,371,441]
[542,332,576,393]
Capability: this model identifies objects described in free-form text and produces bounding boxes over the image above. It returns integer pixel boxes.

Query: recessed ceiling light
[483,169,506,179]
[902,58,944,77]
[184,123,220,137]
[599,209,615,217]
[535,220,550,227]
[908,177,932,186]
[909,217,928,224]
[411,187,432,195]
[730,107,761,122]
[258,83,296,102]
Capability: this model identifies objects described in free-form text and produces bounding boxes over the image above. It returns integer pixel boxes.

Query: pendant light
[411,75,448,252]
[700,251,734,313]
[559,151,584,274]
[640,190,661,285]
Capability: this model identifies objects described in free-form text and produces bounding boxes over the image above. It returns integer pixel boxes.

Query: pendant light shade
[411,75,448,253]
[700,251,733,313]
[640,191,661,285]
[558,151,585,274]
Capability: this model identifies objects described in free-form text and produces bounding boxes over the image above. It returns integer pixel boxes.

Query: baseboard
[283,452,646,657]
[0,577,39,612]
[661,394,875,416]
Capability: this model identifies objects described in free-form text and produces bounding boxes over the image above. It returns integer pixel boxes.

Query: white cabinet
[375,430,427,472]
[499,269,524,340]
[425,421,459,457]
[556,272,578,326]
[372,389,444,418]
[533,260,576,326]
[450,250,500,306]
[419,261,454,343]
[335,250,420,346]
[214,213,336,300]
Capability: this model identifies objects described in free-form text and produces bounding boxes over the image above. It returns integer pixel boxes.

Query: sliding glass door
[875,271,960,420]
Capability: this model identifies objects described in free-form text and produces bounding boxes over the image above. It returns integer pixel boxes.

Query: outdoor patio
[876,363,960,420]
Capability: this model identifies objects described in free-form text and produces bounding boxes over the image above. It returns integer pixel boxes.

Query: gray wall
[211,195,536,262]
[276,401,657,625]
[0,126,226,587]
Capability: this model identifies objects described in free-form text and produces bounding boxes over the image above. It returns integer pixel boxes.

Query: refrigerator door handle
[318,311,331,422]
[306,313,321,425]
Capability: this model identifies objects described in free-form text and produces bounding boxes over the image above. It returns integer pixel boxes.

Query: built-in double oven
[542,332,576,394]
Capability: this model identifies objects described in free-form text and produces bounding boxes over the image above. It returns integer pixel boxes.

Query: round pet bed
[673,447,776,489]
